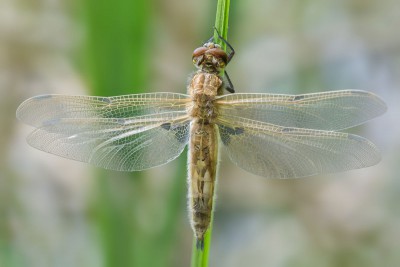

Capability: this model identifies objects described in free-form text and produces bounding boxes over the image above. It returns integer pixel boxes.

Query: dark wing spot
[218,126,231,145]
[219,125,236,135]
[281,127,299,133]
[100,97,112,104]
[160,122,171,130]
[293,95,305,101]
[218,125,244,146]
[235,127,244,135]
[160,123,188,144]
[174,126,189,144]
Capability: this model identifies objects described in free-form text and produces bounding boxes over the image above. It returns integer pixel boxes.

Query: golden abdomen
[187,71,222,244]
[188,121,218,242]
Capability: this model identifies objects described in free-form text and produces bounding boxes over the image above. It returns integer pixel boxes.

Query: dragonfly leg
[224,70,235,93]
[205,34,214,44]
[213,27,235,63]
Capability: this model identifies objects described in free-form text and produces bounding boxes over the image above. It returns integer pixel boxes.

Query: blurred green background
[1,0,400,266]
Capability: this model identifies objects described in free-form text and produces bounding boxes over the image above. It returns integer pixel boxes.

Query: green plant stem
[214,0,231,50]
[190,1,230,266]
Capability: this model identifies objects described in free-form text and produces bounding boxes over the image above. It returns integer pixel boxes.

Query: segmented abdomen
[187,71,221,244]
[188,120,218,242]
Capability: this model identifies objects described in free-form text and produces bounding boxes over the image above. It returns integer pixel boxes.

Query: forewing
[17,92,190,127]
[217,116,381,179]
[16,93,191,171]
[216,90,387,130]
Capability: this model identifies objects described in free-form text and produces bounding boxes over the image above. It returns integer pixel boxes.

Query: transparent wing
[217,115,381,179]
[17,92,190,127]
[216,90,387,130]
[16,93,191,171]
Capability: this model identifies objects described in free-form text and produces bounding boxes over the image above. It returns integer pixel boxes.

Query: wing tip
[344,89,388,115]
[16,95,54,124]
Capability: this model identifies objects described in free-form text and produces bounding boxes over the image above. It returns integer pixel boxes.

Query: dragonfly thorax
[188,72,221,123]
[192,42,227,73]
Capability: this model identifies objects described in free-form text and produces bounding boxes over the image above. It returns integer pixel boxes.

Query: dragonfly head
[192,42,228,73]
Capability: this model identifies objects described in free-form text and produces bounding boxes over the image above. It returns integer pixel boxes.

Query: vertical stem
[190,1,230,266]
[214,0,231,50]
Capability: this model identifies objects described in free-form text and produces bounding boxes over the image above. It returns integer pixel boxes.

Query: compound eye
[192,47,207,58]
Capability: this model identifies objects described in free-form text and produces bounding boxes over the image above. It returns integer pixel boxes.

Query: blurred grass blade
[82,0,185,266]
[83,0,151,93]
[83,0,151,264]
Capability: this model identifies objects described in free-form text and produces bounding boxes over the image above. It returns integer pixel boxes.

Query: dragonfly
[16,32,387,249]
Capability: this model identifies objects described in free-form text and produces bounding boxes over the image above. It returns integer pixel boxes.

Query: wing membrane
[216,90,387,130]
[17,92,190,127]
[17,93,191,171]
[217,115,381,179]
